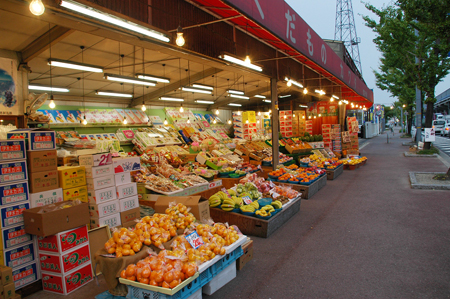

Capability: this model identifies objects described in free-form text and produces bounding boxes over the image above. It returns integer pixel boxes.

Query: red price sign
[185,231,204,249]
[242,196,253,205]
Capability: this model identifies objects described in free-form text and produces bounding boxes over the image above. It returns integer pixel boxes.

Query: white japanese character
[285,10,296,44]
[307,29,314,56]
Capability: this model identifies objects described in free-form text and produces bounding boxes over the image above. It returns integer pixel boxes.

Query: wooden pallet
[326,164,344,180]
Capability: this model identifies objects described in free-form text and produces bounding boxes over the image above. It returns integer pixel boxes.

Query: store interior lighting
[29,85,69,92]
[228,103,242,107]
[105,74,156,86]
[227,119,232,124]
[29,0,45,15]
[229,94,250,100]
[136,74,170,83]
[60,0,170,42]
[315,89,326,96]
[254,95,266,99]
[179,105,184,112]
[194,100,214,104]
[227,89,245,95]
[284,77,303,88]
[96,91,133,98]
[141,104,146,111]
[299,105,308,108]
[159,97,184,102]
[82,115,87,125]
[176,26,185,46]
[49,99,56,109]
[192,84,214,90]
[215,109,219,115]
[48,59,103,73]
[263,99,271,103]
[279,95,291,98]
[332,95,339,99]
[123,116,128,125]
[303,88,308,94]
[181,87,212,94]
[219,54,263,72]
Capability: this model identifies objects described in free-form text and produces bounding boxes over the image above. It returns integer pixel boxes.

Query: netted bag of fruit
[165,202,196,229]
[213,223,239,246]
[105,228,143,257]
[170,235,193,252]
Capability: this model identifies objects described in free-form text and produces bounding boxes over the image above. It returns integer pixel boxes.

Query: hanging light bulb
[179,105,184,113]
[258,111,261,116]
[215,109,219,115]
[308,116,312,119]
[284,115,287,119]
[246,120,249,124]
[123,117,128,125]
[330,97,334,102]
[228,119,232,125]
[319,114,322,117]
[257,120,260,124]
[213,119,217,124]
[303,88,308,94]
[293,113,296,118]
[30,0,45,16]
[176,26,185,47]
[286,80,292,87]
[164,118,168,125]
[245,55,251,64]
[338,101,342,105]
[302,116,305,119]
[269,109,272,113]
[82,115,87,125]
[314,115,317,119]
[237,111,241,115]
[49,99,56,109]
[187,117,191,124]
[141,104,146,111]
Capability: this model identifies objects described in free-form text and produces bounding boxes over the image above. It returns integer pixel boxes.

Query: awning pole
[271,78,279,170]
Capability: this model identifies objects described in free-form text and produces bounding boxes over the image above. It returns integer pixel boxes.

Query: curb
[409,172,450,190]
[404,152,438,158]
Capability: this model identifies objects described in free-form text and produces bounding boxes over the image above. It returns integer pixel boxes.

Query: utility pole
[415,27,422,143]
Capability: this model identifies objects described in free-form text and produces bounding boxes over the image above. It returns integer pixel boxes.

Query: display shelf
[48,124,150,129]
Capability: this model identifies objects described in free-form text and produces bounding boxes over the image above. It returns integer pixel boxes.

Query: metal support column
[415,28,422,143]
[271,78,279,170]
[400,106,403,133]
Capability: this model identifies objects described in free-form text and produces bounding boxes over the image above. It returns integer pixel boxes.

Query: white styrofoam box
[3,240,37,269]
[78,153,112,167]
[29,188,63,208]
[0,181,29,206]
[187,288,202,299]
[90,213,121,229]
[86,175,115,191]
[88,200,119,218]
[116,183,137,200]
[119,195,139,212]
[84,164,114,179]
[114,172,131,186]
[87,186,116,204]
[202,263,236,295]
[112,157,140,174]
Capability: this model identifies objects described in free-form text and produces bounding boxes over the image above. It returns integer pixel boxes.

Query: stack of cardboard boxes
[58,165,87,204]
[322,124,332,149]
[39,225,93,295]
[233,111,257,140]
[0,265,15,299]
[233,112,243,139]
[291,112,299,137]
[280,111,293,137]
[331,124,342,153]
[305,120,313,135]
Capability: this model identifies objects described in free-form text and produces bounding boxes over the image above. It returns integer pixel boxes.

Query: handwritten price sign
[185,231,204,249]
[242,196,253,205]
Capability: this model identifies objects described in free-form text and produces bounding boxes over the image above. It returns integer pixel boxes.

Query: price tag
[185,231,204,249]
[242,196,253,205]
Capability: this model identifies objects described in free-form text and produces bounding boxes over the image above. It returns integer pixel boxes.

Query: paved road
[433,135,450,157]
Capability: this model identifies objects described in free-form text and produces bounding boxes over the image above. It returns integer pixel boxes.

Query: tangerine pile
[269,168,286,177]
[120,250,198,288]
[165,203,196,230]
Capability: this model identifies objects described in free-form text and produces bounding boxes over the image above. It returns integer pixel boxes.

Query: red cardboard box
[41,262,93,295]
[37,225,88,254]
[39,243,91,274]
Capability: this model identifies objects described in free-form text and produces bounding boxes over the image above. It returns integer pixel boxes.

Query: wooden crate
[209,197,301,238]
[326,164,344,180]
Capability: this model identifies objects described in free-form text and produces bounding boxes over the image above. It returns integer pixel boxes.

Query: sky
[285,0,450,106]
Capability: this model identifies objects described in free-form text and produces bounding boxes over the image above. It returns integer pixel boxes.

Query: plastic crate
[96,291,126,299]
[127,276,201,299]
[210,246,243,276]
[198,267,213,287]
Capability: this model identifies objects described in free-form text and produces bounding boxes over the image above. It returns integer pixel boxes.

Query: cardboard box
[87,186,116,204]
[112,157,140,174]
[13,292,20,299]
[0,203,29,230]
[237,239,253,270]
[41,262,93,295]
[86,175,114,191]
[119,196,139,212]
[2,282,15,299]
[88,200,119,218]
[0,161,28,185]
[11,262,39,289]
[57,156,76,167]
[63,186,88,203]
[0,140,26,162]
[0,266,12,285]
[7,129,56,151]
[154,196,210,223]
[115,173,131,186]
[57,166,86,189]
[90,213,121,229]
[116,183,137,200]
[39,243,91,274]
[78,153,112,167]
[29,170,59,193]
[84,165,114,179]
[23,202,89,237]
[3,241,36,269]
[120,207,140,224]
[0,182,29,206]
[30,188,63,208]
[37,225,88,254]
[26,150,57,173]
[1,225,33,251]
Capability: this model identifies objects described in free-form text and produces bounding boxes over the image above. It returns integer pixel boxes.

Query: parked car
[432,119,446,134]
[442,122,450,137]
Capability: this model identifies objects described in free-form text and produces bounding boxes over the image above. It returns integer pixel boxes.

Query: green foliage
[417,146,439,155]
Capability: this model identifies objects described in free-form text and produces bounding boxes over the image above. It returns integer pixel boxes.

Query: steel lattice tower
[334,0,362,75]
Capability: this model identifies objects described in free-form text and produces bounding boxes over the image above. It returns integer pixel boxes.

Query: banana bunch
[255,209,270,217]
[249,200,259,210]
[209,191,229,207]
[261,205,275,213]
[240,205,256,213]
[271,200,282,209]
[221,198,240,212]
[231,196,243,206]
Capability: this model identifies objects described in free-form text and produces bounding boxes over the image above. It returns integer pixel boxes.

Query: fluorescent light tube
[48,59,103,73]
[105,74,156,86]
[159,97,184,102]
[96,91,133,98]
[220,54,263,72]
[60,0,170,42]
[228,103,242,107]
[136,74,170,83]
[284,77,303,88]
[29,85,69,92]
[279,95,291,98]
[263,99,271,103]
[332,95,339,99]
[195,100,214,104]
[227,89,244,95]
[192,84,214,90]
[230,94,250,100]
[254,95,266,98]
[181,87,212,94]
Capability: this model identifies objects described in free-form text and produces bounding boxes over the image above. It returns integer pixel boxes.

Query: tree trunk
[423,101,434,150]
[408,110,413,135]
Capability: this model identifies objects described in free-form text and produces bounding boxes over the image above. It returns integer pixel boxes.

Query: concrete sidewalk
[207,130,450,299]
